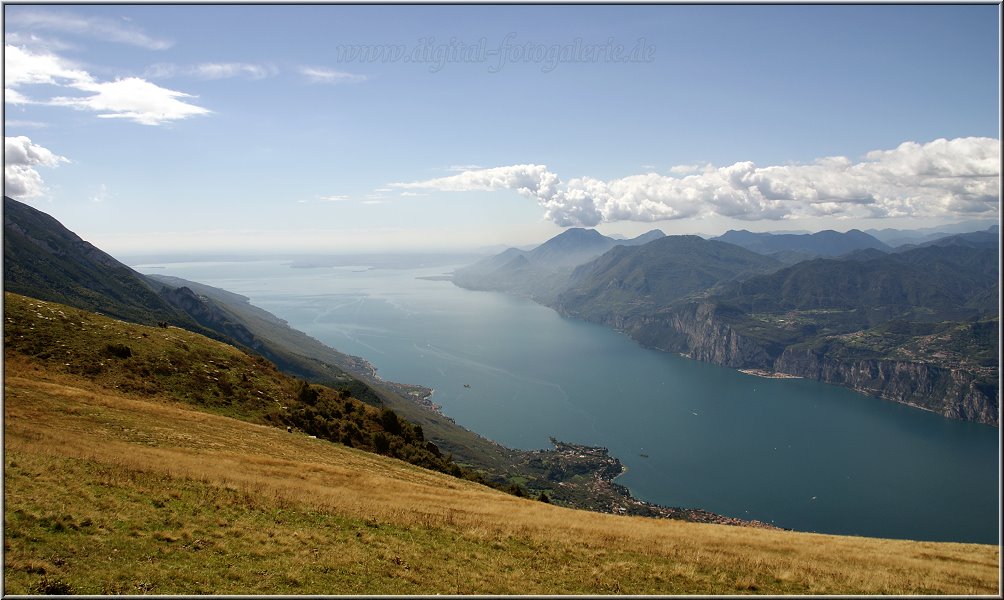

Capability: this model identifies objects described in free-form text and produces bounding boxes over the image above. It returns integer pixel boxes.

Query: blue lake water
[135,258,1000,543]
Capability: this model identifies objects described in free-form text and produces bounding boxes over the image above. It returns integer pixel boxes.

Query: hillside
[659,245,999,423]
[2,196,514,476]
[3,196,198,328]
[4,326,998,594]
[2,292,462,477]
[556,235,781,322]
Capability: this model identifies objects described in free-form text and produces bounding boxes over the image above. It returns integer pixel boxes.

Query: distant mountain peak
[551,227,608,241]
[714,228,890,258]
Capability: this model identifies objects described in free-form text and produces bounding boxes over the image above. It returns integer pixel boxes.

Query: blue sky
[4,4,1000,254]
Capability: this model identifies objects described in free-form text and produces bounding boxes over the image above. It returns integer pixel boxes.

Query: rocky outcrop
[159,285,261,351]
[774,347,998,425]
[660,303,780,369]
[556,299,998,426]
[556,301,779,370]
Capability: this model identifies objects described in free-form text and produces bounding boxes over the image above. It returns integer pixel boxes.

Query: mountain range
[454,224,999,424]
[713,228,891,259]
[451,227,665,301]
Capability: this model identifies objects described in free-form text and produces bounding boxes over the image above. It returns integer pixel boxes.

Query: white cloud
[299,66,367,84]
[5,9,172,50]
[145,62,277,81]
[400,191,427,197]
[4,136,69,199]
[51,77,211,125]
[390,138,1000,226]
[319,195,350,202]
[5,44,210,125]
[3,43,93,92]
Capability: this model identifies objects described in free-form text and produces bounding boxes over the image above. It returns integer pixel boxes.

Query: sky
[3,4,1001,255]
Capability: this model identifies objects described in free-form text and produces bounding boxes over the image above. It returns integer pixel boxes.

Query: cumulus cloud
[4,136,69,199]
[299,66,367,84]
[391,138,1000,226]
[5,9,172,50]
[5,44,209,125]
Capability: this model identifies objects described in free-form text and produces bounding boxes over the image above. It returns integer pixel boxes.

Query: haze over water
[136,257,999,544]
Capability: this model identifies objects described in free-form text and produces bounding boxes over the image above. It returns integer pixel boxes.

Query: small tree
[297,381,319,405]
[372,431,390,454]
[379,408,402,435]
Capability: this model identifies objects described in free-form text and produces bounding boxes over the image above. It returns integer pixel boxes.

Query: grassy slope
[5,359,999,595]
[1,292,470,480]
[4,295,1000,594]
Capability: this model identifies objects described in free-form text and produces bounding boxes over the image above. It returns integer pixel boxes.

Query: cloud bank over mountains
[393,137,1000,226]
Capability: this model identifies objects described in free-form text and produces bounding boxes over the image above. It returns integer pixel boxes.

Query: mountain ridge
[713,228,891,258]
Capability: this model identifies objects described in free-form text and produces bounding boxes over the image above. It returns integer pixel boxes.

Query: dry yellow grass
[4,356,1000,594]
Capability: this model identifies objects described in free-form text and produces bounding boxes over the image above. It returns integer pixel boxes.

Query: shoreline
[531,439,781,530]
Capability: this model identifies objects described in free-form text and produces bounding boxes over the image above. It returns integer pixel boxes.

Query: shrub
[379,408,402,435]
[297,381,319,405]
[105,343,132,359]
[372,431,390,454]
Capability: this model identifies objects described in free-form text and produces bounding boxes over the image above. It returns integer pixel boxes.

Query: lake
[134,257,999,544]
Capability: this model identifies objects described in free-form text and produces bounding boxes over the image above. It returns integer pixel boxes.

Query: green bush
[105,343,132,359]
[372,431,390,454]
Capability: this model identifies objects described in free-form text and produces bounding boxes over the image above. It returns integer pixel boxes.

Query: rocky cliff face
[557,301,778,369]
[774,347,998,425]
[556,299,998,426]
[661,303,780,369]
[159,285,262,352]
